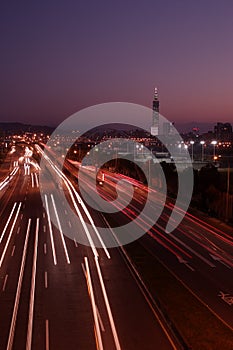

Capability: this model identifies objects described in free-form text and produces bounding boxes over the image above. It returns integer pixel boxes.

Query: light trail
[31,173,34,188]
[84,257,104,350]
[0,203,22,268]
[26,218,39,350]
[51,194,71,264]
[95,256,122,350]
[6,219,31,350]
[0,202,17,243]
[34,173,39,187]
[44,195,57,265]
[36,144,110,258]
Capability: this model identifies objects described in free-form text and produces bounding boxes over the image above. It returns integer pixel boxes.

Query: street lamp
[200,141,205,162]
[134,144,139,160]
[211,140,217,159]
[190,141,194,162]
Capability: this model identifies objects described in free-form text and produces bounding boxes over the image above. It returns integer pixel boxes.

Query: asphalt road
[0,146,176,349]
[72,161,233,330]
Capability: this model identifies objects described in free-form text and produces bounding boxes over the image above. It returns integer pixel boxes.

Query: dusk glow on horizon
[0,1,233,126]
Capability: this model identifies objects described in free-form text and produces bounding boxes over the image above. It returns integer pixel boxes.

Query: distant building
[214,122,232,141]
[151,87,160,136]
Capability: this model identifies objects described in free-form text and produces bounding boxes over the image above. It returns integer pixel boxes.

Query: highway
[0,145,177,349]
[63,156,233,330]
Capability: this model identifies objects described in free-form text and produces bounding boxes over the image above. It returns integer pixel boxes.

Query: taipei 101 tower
[151,87,160,136]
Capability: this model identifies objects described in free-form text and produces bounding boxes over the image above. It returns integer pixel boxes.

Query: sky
[0,0,233,127]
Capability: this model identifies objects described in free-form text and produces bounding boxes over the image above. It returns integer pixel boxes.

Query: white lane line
[44,243,47,255]
[34,173,39,188]
[24,196,27,201]
[31,173,34,188]
[2,274,8,292]
[44,195,57,266]
[11,245,15,257]
[0,202,17,243]
[43,212,46,219]
[84,257,104,350]
[20,214,23,220]
[0,203,22,268]
[26,218,39,350]
[74,238,78,247]
[44,271,48,289]
[51,194,71,264]
[43,225,46,233]
[64,210,68,215]
[17,227,20,234]
[45,320,49,350]
[95,257,122,350]
[6,219,31,350]
[68,221,72,228]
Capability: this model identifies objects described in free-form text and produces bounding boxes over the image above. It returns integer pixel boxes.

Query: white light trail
[95,257,122,350]
[51,194,71,264]
[26,218,39,350]
[84,257,104,350]
[6,219,31,350]
[0,202,17,243]
[34,173,39,187]
[44,195,57,265]
[31,173,34,188]
[0,203,22,268]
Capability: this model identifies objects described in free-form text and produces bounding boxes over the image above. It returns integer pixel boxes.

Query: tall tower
[151,87,160,136]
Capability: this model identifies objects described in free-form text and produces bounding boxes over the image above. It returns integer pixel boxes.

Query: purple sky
[0,1,233,127]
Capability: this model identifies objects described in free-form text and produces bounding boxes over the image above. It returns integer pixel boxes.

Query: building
[151,87,160,136]
[214,122,232,141]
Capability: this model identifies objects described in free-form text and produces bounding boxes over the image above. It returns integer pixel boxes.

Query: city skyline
[1,1,233,126]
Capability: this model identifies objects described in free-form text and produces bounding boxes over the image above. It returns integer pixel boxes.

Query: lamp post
[211,140,217,160]
[134,144,139,160]
[190,141,194,162]
[200,141,205,162]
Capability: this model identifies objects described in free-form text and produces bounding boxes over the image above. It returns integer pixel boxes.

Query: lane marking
[68,221,72,228]
[84,257,104,350]
[26,218,39,350]
[11,245,15,257]
[2,274,8,292]
[0,203,17,243]
[74,238,78,247]
[0,203,22,268]
[44,243,47,255]
[43,225,46,233]
[44,195,57,266]
[51,194,71,264]
[6,219,31,350]
[17,227,20,235]
[45,320,49,350]
[20,214,23,220]
[44,271,48,289]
